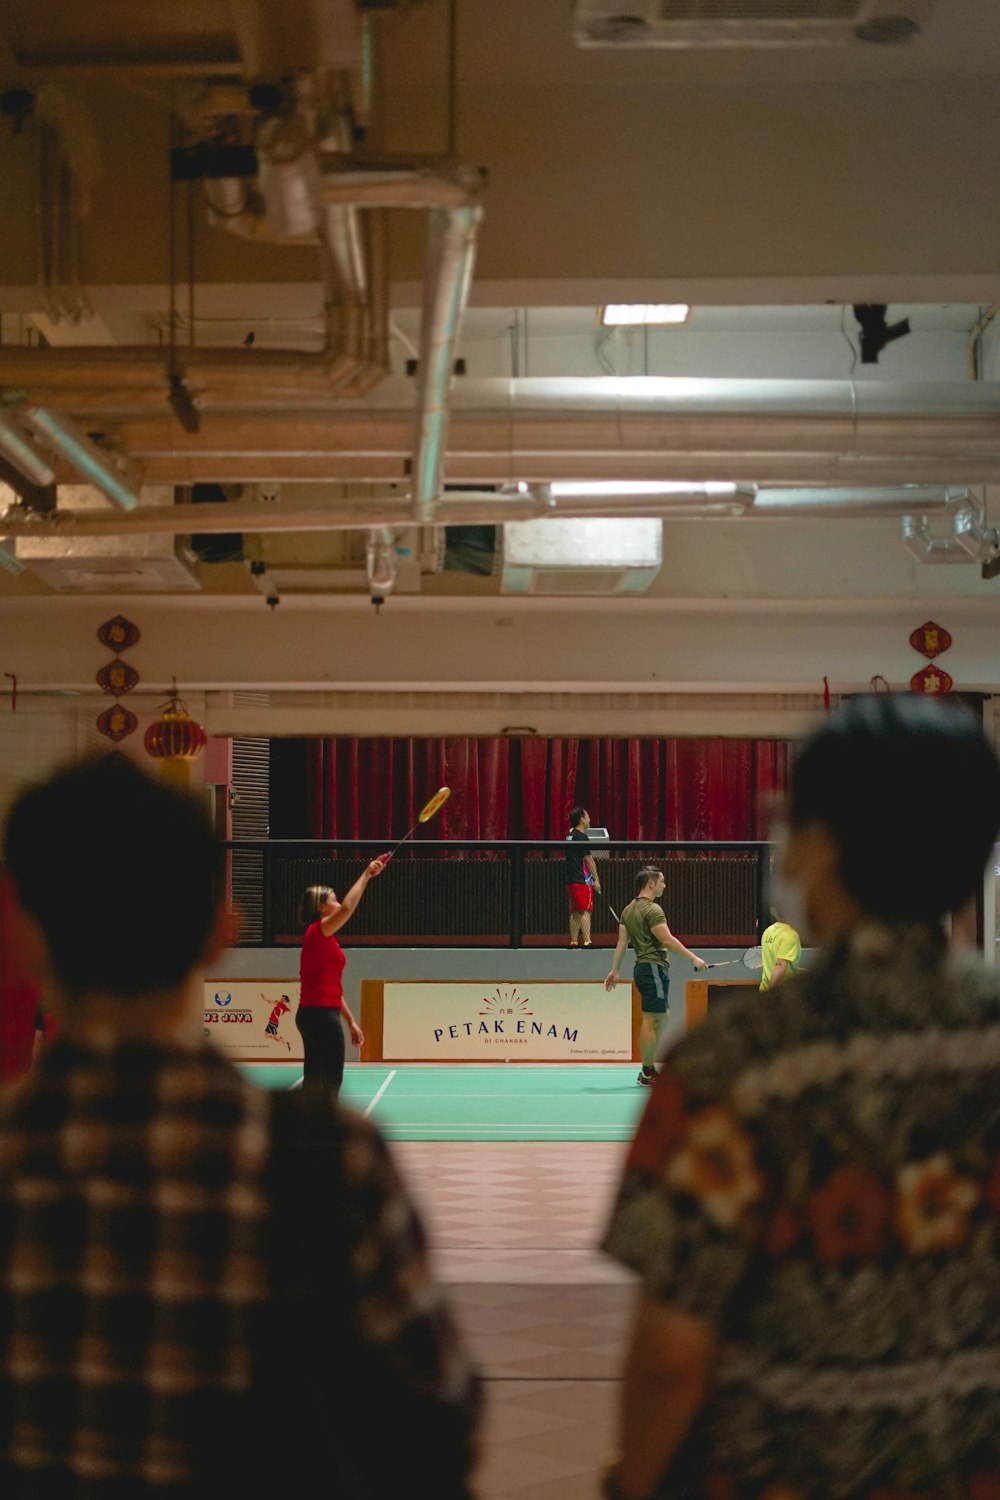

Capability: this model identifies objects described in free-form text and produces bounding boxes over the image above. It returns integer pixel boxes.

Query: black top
[565,828,591,883]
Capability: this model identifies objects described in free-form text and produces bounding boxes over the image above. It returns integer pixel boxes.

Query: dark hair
[568,806,587,829]
[298,885,333,926]
[635,865,663,896]
[3,753,224,998]
[790,694,1000,921]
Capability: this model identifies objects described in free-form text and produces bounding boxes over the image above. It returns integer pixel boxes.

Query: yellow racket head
[418,786,451,822]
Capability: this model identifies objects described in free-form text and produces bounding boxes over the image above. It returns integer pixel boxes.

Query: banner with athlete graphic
[202,980,303,1061]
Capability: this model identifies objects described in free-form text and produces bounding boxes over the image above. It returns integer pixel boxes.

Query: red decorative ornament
[910,664,954,695]
[909,621,952,660]
[97,705,139,742]
[97,615,141,652]
[144,682,206,786]
[96,659,140,697]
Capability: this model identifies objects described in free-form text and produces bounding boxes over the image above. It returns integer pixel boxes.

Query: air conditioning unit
[574,0,934,48]
[501,518,662,596]
[13,484,201,593]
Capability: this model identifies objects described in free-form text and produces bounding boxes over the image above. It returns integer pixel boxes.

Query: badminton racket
[380,786,451,863]
[598,887,622,925]
[701,946,764,971]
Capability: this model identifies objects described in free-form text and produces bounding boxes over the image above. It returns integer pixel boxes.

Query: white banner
[381,981,632,1061]
[203,980,304,1062]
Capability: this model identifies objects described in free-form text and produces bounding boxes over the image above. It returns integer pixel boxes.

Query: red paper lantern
[144,684,206,785]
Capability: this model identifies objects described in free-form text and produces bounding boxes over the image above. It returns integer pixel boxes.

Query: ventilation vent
[501,517,662,596]
[229,735,270,945]
[231,736,270,839]
[574,0,932,46]
[525,567,642,595]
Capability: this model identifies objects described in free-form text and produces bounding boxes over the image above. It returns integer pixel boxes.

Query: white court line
[382,1122,634,1131]
[364,1069,397,1117]
[346,1091,632,1099]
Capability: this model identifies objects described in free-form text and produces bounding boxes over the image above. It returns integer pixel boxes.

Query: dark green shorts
[634,962,670,1014]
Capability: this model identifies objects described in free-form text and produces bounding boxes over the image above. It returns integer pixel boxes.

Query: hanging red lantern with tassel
[144,681,206,787]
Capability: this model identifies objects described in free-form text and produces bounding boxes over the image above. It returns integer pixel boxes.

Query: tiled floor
[394,1141,637,1499]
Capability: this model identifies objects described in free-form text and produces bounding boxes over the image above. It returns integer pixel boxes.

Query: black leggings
[295,1006,346,1097]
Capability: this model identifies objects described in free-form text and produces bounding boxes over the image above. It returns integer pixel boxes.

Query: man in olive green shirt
[604,866,707,1086]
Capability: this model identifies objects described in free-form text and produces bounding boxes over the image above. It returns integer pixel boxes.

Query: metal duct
[0,415,57,487]
[2,483,986,541]
[365,526,398,597]
[900,506,1000,566]
[750,486,974,518]
[205,132,482,512]
[412,204,482,523]
[256,115,323,239]
[77,375,1000,487]
[21,408,140,510]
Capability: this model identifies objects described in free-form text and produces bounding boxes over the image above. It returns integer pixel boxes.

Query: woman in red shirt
[297,857,385,1096]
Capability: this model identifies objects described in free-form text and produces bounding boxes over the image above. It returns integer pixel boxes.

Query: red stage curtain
[305,737,791,842]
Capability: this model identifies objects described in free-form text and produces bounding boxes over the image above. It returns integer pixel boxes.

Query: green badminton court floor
[237,1063,647,1141]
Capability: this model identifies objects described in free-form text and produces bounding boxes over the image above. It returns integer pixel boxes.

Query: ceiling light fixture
[549,480,738,497]
[599,303,691,326]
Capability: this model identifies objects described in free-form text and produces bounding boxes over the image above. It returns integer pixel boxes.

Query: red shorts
[568,883,593,913]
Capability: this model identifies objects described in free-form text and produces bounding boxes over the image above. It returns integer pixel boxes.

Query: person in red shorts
[565,805,601,948]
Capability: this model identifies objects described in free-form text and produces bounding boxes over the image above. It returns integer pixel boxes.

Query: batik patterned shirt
[603,921,1000,1500]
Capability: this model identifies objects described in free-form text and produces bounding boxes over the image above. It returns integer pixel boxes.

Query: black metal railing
[224,839,771,948]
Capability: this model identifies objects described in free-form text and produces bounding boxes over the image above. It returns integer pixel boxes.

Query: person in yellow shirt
[759,920,801,991]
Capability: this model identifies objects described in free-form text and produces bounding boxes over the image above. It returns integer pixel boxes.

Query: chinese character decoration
[144,680,206,788]
[96,703,139,742]
[909,620,953,695]
[96,615,141,743]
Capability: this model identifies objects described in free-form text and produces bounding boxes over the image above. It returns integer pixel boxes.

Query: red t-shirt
[299,921,346,1009]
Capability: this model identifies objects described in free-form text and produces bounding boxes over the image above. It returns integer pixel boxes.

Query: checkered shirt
[0,1037,480,1496]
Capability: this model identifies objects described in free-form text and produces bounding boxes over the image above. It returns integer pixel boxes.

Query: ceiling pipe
[900,505,1000,566]
[204,139,482,509]
[900,515,969,565]
[750,486,975,518]
[411,203,482,524]
[0,414,57,487]
[20,408,140,510]
[0,486,750,538]
[365,526,398,598]
[952,505,1000,562]
[5,484,989,541]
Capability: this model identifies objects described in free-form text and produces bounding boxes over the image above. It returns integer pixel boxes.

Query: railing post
[754,843,770,937]
[509,843,524,949]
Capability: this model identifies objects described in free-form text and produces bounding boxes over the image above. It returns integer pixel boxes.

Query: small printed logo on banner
[214,992,232,1006]
[479,985,534,1019]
